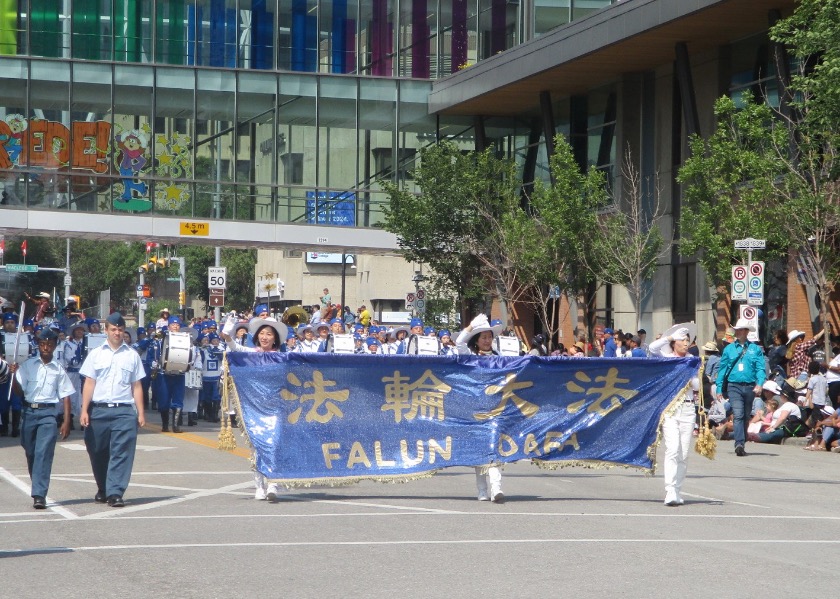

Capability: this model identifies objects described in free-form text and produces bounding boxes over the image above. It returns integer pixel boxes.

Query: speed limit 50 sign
[208,267,227,290]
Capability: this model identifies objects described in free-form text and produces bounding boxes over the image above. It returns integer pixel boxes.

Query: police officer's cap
[106,312,126,328]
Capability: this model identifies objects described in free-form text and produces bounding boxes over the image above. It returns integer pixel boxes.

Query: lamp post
[340,253,355,310]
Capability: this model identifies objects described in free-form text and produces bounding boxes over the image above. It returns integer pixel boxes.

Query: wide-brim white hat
[732,317,756,332]
[662,322,697,341]
[68,321,88,333]
[296,323,313,338]
[36,292,51,299]
[388,325,409,340]
[786,330,806,344]
[248,317,288,341]
[458,321,504,345]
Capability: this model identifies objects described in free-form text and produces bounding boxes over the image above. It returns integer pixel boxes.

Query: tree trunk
[715,286,732,334]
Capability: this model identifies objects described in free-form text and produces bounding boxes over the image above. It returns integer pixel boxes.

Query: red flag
[21,240,27,257]
[0,237,5,257]
[146,242,158,253]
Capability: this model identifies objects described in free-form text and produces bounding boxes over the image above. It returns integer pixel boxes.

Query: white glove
[469,314,489,329]
[222,314,236,337]
[151,360,159,370]
[674,328,690,340]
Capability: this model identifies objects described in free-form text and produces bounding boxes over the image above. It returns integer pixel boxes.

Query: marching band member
[200,333,224,422]
[649,325,700,506]
[152,316,191,434]
[455,314,506,503]
[56,320,87,429]
[221,313,288,501]
[366,336,381,355]
[315,322,331,352]
[400,318,425,354]
[297,324,321,353]
[387,325,408,354]
[438,329,457,356]
[1,313,25,436]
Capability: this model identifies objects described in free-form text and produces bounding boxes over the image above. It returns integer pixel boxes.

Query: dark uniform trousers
[20,404,59,497]
[84,404,138,497]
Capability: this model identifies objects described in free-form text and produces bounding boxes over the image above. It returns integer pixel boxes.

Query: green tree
[521,137,606,346]
[382,141,506,321]
[678,0,840,347]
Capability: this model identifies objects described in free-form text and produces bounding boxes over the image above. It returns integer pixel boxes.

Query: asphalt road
[1,421,837,599]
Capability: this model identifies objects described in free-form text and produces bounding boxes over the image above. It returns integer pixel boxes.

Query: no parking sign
[747,261,764,306]
[731,265,747,301]
[739,305,759,342]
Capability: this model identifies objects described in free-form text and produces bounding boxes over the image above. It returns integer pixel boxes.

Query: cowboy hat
[786,330,806,344]
[663,322,697,341]
[248,317,288,342]
[732,318,756,332]
[458,319,504,346]
[701,341,719,352]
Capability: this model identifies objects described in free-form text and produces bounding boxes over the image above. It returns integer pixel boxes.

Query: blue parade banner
[226,353,699,485]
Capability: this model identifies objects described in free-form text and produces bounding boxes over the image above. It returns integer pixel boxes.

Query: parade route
[1,423,838,598]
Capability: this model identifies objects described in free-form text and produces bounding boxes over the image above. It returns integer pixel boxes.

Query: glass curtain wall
[1,1,618,74]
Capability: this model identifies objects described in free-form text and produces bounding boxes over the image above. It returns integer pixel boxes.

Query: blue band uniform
[225,353,700,486]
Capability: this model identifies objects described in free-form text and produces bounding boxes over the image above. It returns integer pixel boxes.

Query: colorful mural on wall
[0,115,193,213]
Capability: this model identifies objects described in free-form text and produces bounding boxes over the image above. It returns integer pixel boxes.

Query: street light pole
[340,253,348,309]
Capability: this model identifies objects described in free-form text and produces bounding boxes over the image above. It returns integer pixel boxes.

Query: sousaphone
[282,305,309,329]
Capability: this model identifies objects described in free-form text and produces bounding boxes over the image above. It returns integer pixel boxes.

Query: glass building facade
[0,0,615,226]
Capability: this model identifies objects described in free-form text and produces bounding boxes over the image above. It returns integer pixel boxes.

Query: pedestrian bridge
[0,206,398,254]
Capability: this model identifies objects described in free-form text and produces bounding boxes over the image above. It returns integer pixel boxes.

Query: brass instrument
[282,305,309,329]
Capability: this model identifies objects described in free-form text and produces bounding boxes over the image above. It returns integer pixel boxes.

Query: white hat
[786,330,806,344]
[159,307,170,313]
[732,318,756,332]
[388,325,409,340]
[248,317,288,343]
[761,380,781,395]
[36,292,51,300]
[296,323,313,338]
[663,322,697,341]
[821,406,836,417]
[458,321,504,346]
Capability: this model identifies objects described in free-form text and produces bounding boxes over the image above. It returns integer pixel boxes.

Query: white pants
[474,466,502,496]
[662,402,695,498]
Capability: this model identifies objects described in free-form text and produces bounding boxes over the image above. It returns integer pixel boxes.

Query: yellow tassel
[217,354,237,451]
[694,356,716,460]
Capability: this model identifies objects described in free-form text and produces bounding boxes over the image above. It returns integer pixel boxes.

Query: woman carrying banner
[221,314,288,501]
[455,314,506,503]
[648,324,700,506]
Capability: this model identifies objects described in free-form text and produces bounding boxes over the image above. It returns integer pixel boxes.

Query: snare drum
[162,331,193,374]
[185,369,203,389]
[332,334,355,354]
[3,332,31,364]
[85,333,107,352]
[417,336,441,356]
[495,336,520,357]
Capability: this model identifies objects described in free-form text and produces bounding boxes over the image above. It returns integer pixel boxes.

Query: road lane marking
[4,537,840,556]
[82,481,255,519]
[0,467,79,520]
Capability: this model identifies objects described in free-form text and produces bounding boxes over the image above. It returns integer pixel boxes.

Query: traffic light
[139,256,170,272]
[179,291,186,305]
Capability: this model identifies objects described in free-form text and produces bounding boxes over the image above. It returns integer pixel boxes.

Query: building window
[672,263,696,321]
[281,152,303,185]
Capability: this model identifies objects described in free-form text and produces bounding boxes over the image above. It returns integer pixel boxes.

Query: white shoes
[664,492,680,506]
[266,483,279,502]
[490,482,505,504]
[477,488,490,501]
[254,487,267,501]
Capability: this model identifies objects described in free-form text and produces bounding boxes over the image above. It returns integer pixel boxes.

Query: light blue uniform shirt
[79,342,145,404]
[16,356,75,404]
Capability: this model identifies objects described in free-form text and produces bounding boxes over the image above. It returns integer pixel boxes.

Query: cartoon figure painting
[0,113,27,166]
[113,129,152,212]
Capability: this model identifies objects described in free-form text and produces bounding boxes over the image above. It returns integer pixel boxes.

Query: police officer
[79,312,146,507]
[11,328,75,509]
